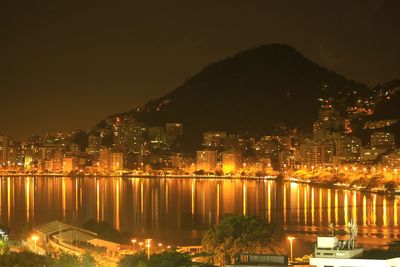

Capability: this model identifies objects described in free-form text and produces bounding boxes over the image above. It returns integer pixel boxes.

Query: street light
[31,235,39,253]
[131,239,137,253]
[288,236,295,263]
[146,239,151,260]
[139,242,143,252]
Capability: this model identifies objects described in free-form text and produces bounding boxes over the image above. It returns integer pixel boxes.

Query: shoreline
[0,173,397,196]
[0,173,278,180]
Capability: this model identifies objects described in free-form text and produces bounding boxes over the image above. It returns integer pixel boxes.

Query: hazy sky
[1,0,399,139]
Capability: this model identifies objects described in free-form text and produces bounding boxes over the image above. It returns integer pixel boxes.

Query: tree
[0,251,53,267]
[367,175,382,189]
[53,252,80,267]
[384,181,397,193]
[149,251,193,267]
[118,251,212,267]
[81,252,96,267]
[118,253,148,267]
[194,170,205,176]
[202,215,284,265]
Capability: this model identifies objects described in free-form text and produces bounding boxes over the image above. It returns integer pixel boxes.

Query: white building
[310,221,400,267]
[310,257,400,267]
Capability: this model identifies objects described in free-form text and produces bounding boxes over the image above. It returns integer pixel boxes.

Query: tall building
[0,135,8,166]
[63,157,78,173]
[197,150,217,172]
[334,135,361,161]
[7,143,20,167]
[370,132,395,149]
[310,143,334,166]
[203,131,226,148]
[223,135,242,152]
[129,122,148,153]
[317,106,342,131]
[165,123,183,146]
[111,152,124,171]
[112,117,124,148]
[222,152,242,174]
[52,150,63,172]
[313,121,331,140]
[99,148,111,172]
[86,134,102,154]
[148,126,166,150]
[256,136,279,159]
[278,149,296,169]
[299,140,334,166]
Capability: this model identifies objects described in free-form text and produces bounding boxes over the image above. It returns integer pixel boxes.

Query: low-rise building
[197,150,217,172]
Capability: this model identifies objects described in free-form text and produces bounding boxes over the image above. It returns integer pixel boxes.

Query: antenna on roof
[329,222,334,237]
[347,219,358,249]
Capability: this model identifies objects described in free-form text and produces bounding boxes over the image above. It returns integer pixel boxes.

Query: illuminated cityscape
[0,105,399,186]
[1,1,400,266]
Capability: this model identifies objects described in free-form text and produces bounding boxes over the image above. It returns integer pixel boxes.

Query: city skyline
[2,1,400,265]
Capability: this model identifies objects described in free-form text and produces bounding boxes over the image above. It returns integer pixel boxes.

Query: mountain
[371,79,400,120]
[353,79,400,145]
[133,44,368,139]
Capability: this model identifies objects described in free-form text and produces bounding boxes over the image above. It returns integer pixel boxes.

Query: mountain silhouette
[134,44,368,139]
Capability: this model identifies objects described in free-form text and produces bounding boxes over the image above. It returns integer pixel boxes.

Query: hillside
[134,44,368,138]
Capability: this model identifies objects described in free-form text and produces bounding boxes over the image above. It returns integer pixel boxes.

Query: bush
[0,251,53,267]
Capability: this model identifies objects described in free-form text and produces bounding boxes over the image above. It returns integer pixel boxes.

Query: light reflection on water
[0,176,399,244]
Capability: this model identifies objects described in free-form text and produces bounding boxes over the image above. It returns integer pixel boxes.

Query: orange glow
[191,180,195,216]
[352,191,357,224]
[363,195,367,225]
[344,191,348,224]
[26,178,30,222]
[96,179,100,222]
[372,194,377,225]
[311,188,314,225]
[62,178,66,220]
[394,198,398,226]
[334,190,338,224]
[216,183,220,223]
[283,184,286,224]
[304,186,307,225]
[115,179,120,230]
[243,181,247,216]
[383,197,387,226]
[267,181,271,222]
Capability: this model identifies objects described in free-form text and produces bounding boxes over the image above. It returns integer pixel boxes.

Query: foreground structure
[310,221,400,267]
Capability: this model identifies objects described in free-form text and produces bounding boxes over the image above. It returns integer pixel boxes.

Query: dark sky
[1,0,399,139]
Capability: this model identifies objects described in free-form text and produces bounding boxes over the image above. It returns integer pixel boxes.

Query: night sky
[1,0,399,139]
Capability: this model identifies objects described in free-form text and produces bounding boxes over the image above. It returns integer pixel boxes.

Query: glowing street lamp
[131,239,137,252]
[288,236,295,262]
[139,242,143,252]
[31,235,39,252]
[146,239,151,260]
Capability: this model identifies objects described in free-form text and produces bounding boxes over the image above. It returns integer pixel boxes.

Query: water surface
[1,176,399,246]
